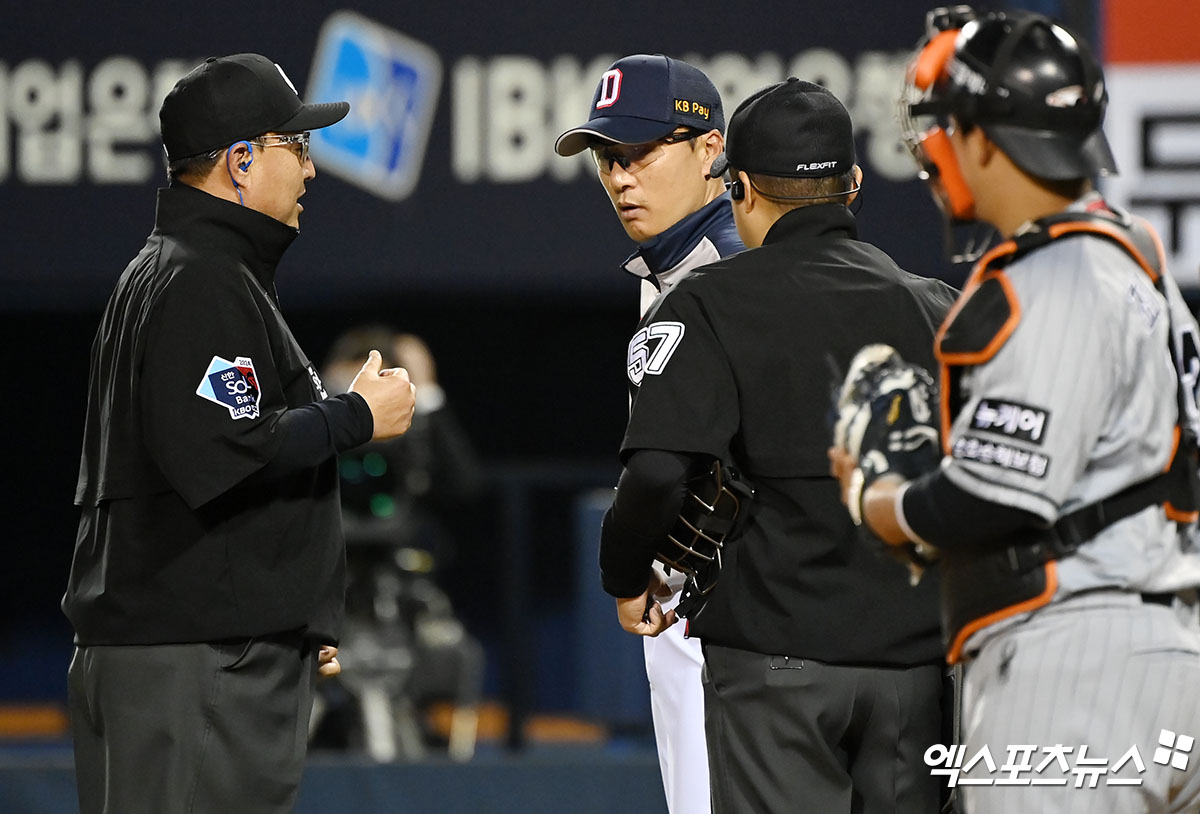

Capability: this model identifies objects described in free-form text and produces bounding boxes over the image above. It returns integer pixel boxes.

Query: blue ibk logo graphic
[306,11,442,201]
[196,356,261,420]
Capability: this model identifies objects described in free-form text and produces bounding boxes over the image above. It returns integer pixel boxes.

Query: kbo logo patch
[196,356,261,420]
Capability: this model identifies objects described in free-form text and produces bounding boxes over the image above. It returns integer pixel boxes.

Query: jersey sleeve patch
[951,433,1051,479]
[627,321,685,386]
[970,398,1050,445]
[196,355,261,419]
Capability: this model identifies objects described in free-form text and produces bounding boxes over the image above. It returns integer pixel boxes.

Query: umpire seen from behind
[599,78,957,812]
[63,54,417,814]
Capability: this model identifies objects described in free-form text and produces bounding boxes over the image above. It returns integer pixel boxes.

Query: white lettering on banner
[450,48,918,185]
[0,57,196,186]
[87,56,155,183]
[486,56,548,183]
[0,63,7,182]
[0,46,918,190]
[11,59,83,183]
[451,56,484,182]
[851,50,919,181]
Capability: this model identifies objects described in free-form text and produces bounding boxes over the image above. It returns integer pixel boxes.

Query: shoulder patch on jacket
[196,355,261,420]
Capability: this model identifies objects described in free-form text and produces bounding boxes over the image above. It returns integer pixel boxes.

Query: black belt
[1141,592,1176,607]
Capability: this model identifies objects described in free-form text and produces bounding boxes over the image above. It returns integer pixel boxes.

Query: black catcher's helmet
[904,7,1117,184]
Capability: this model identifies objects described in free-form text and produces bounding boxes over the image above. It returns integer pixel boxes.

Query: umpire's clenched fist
[349,349,417,440]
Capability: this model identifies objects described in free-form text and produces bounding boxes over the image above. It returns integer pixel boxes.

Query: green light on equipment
[370,494,395,518]
[363,452,388,478]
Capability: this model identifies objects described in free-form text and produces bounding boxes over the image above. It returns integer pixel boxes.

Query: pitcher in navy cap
[64,55,416,814]
[595,74,957,814]
[557,54,741,814]
[556,54,734,248]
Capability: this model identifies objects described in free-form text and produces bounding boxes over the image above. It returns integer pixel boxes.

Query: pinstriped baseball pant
[959,591,1200,813]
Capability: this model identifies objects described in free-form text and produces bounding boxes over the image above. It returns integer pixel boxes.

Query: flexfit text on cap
[710,78,855,179]
[160,54,350,162]
[554,54,724,156]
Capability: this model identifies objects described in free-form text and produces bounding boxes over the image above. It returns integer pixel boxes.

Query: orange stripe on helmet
[913,29,961,90]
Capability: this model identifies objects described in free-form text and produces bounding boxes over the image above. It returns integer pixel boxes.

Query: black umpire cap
[710,78,855,179]
[160,54,350,162]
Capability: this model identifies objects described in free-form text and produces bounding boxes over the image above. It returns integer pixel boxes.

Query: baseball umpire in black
[63,54,416,814]
[599,79,956,812]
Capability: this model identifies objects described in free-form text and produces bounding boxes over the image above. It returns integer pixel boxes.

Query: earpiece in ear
[730,179,745,201]
[226,141,255,205]
[233,141,254,172]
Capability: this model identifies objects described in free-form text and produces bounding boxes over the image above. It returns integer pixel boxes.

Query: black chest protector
[934,209,1200,663]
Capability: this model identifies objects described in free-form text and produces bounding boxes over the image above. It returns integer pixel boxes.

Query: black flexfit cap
[710,78,855,179]
[159,53,350,162]
[554,54,724,156]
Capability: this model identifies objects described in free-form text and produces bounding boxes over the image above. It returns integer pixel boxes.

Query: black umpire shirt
[610,203,956,666]
[65,183,373,646]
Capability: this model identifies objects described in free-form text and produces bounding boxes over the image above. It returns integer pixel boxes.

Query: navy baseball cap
[554,54,724,156]
[710,78,855,179]
[160,53,350,162]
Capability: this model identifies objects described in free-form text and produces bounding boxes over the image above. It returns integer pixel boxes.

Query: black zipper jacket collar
[762,202,859,246]
[158,183,298,291]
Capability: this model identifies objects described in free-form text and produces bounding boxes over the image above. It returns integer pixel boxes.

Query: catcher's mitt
[659,460,754,619]
[832,344,941,580]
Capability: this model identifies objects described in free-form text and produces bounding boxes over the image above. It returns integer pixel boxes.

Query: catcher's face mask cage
[659,460,747,598]
[900,5,979,224]
[902,6,1117,220]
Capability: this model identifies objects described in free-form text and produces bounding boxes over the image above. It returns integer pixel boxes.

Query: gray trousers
[959,591,1200,814]
[703,643,943,814]
[68,637,318,814]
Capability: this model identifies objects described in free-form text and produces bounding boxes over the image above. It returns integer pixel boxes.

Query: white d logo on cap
[596,69,622,109]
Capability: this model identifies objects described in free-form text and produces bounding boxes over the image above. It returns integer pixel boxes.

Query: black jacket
[610,204,956,665]
[65,184,371,645]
